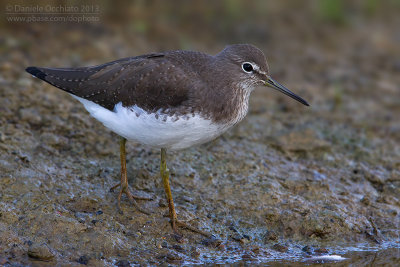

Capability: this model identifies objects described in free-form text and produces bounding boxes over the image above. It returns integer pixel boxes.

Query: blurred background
[2,0,399,122]
[0,0,399,265]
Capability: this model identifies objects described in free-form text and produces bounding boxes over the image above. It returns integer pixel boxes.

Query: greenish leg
[160,148,210,237]
[161,148,178,230]
[110,137,151,215]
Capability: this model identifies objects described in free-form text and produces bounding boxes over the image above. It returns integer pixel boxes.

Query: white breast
[72,96,234,150]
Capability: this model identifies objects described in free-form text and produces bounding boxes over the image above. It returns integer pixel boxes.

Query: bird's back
[26,51,211,114]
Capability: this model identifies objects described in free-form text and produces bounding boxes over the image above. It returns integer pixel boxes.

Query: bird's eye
[242,63,253,73]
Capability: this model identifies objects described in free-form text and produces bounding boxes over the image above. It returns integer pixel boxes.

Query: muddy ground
[0,1,399,265]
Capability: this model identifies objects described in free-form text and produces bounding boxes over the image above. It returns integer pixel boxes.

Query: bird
[26,44,309,236]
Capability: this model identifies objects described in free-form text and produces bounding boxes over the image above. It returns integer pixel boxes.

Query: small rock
[161,241,168,248]
[361,196,371,206]
[242,253,255,261]
[155,253,167,260]
[231,233,249,244]
[265,212,280,223]
[138,168,150,179]
[190,247,200,258]
[314,247,329,254]
[68,197,99,213]
[172,244,185,252]
[243,234,250,240]
[201,235,222,247]
[229,225,238,232]
[19,108,42,125]
[77,255,90,265]
[116,259,130,267]
[166,252,182,263]
[17,152,31,164]
[302,245,313,254]
[251,245,261,254]
[0,132,5,142]
[173,233,184,243]
[264,230,278,241]
[217,243,225,250]
[40,132,60,147]
[27,243,54,261]
[74,212,87,223]
[272,243,288,253]
[158,199,167,207]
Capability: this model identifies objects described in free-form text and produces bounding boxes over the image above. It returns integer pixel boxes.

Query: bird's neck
[192,56,252,125]
[198,83,252,126]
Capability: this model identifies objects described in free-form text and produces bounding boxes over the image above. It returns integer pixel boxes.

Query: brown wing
[26,53,201,112]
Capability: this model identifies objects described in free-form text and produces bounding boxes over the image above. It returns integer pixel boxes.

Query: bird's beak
[264,76,309,106]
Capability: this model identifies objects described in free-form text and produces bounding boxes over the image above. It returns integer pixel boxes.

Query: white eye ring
[242,62,254,73]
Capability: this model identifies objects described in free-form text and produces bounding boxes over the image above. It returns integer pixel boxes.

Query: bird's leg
[160,148,210,237]
[160,148,177,229]
[110,137,151,215]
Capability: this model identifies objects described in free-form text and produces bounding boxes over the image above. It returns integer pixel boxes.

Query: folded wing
[26,53,198,112]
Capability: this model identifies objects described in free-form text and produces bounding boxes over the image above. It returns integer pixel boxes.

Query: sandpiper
[26,44,309,236]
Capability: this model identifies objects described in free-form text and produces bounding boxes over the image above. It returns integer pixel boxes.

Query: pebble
[27,243,54,261]
[19,108,42,125]
[116,259,130,267]
[302,245,313,254]
[242,253,255,261]
[264,230,278,241]
[314,247,329,254]
[172,244,185,252]
[201,236,221,247]
[158,199,167,207]
[190,247,200,258]
[77,255,90,265]
[231,233,249,244]
[166,252,183,263]
[251,245,261,254]
[272,243,288,253]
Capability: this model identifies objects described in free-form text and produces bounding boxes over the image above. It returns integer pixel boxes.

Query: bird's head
[218,44,309,106]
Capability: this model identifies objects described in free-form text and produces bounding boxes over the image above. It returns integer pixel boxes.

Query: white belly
[72,96,232,150]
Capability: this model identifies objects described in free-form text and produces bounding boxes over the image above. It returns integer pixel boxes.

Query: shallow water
[269,246,400,266]
[173,242,400,265]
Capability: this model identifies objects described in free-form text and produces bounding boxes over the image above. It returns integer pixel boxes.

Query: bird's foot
[175,220,211,237]
[110,182,152,215]
[165,215,211,239]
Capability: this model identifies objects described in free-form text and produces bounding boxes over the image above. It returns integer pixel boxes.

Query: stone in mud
[166,252,183,263]
[116,259,130,267]
[264,230,278,241]
[27,243,54,261]
[190,247,200,258]
[77,255,90,265]
[201,235,222,247]
[272,243,288,253]
[273,129,331,156]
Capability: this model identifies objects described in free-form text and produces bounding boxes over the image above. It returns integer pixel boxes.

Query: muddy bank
[1,2,400,265]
